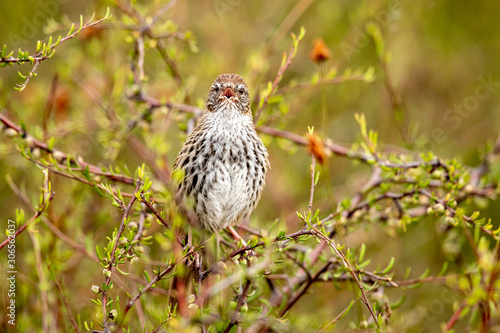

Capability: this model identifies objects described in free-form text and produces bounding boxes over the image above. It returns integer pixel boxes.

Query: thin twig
[53,272,81,333]
[305,222,381,329]
[223,279,252,333]
[279,261,332,316]
[0,14,110,64]
[0,112,136,185]
[1,10,111,90]
[254,32,303,123]
[138,192,171,230]
[6,175,99,263]
[318,299,360,333]
[445,300,467,331]
[121,247,198,323]
[275,73,370,95]
[308,155,316,214]
[257,125,450,170]
[103,181,141,330]
[0,192,54,250]
[420,189,494,236]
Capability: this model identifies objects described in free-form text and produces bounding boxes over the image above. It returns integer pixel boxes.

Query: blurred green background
[1,0,499,331]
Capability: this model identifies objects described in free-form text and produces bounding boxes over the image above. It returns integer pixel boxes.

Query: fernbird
[173,74,269,233]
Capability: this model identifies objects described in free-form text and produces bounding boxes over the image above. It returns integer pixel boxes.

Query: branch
[308,155,317,214]
[138,192,171,230]
[223,279,252,333]
[318,299,359,333]
[0,172,54,249]
[275,71,372,95]
[279,261,332,316]
[102,181,141,330]
[121,247,198,323]
[305,222,381,329]
[121,263,177,322]
[0,112,136,186]
[1,9,112,90]
[257,125,452,170]
[445,300,467,331]
[51,267,81,333]
[420,189,495,237]
[254,28,305,123]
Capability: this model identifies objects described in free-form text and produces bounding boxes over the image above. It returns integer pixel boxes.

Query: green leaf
[88,12,96,23]
[53,35,62,47]
[314,170,320,185]
[144,270,151,283]
[96,245,103,260]
[298,26,306,40]
[418,268,430,279]
[390,295,407,309]
[357,259,371,269]
[90,299,102,306]
[47,36,53,50]
[66,23,75,37]
[358,243,366,262]
[116,188,124,202]
[312,209,320,222]
[78,15,84,33]
[438,261,449,276]
[470,211,480,221]
[116,265,130,276]
[104,7,111,19]
[381,257,394,274]
[340,300,355,319]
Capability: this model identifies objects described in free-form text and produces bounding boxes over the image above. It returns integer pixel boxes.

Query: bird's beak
[221,87,236,99]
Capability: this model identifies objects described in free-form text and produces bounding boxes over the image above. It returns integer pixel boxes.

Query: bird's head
[206,73,250,114]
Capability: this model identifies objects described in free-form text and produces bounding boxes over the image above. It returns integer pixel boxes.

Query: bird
[173,73,269,233]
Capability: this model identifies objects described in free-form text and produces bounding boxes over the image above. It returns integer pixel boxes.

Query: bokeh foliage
[1,1,500,332]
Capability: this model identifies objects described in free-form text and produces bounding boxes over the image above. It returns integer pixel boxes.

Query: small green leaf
[144,270,151,283]
[143,181,152,192]
[53,35,62,47]
[78,15,84,33]
[66,23,75,37]
[116,265,130,276]
[357,259,371,269]
[90,299,101,306]
[390,295,407,310]
[470,211,480,221]
[359,243,366,262]
[104,7,111,19]
[298,26,306,40]
[381,257,394,274]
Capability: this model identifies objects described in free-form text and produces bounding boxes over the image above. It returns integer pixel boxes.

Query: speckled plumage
[173,74,269,232]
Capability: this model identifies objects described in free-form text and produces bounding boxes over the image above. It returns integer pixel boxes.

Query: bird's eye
[238,86,245,94]
[214,84,220,92]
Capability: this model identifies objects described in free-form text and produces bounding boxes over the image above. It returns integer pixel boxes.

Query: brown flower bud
[307,132,326,164]
[310,38,331,64]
